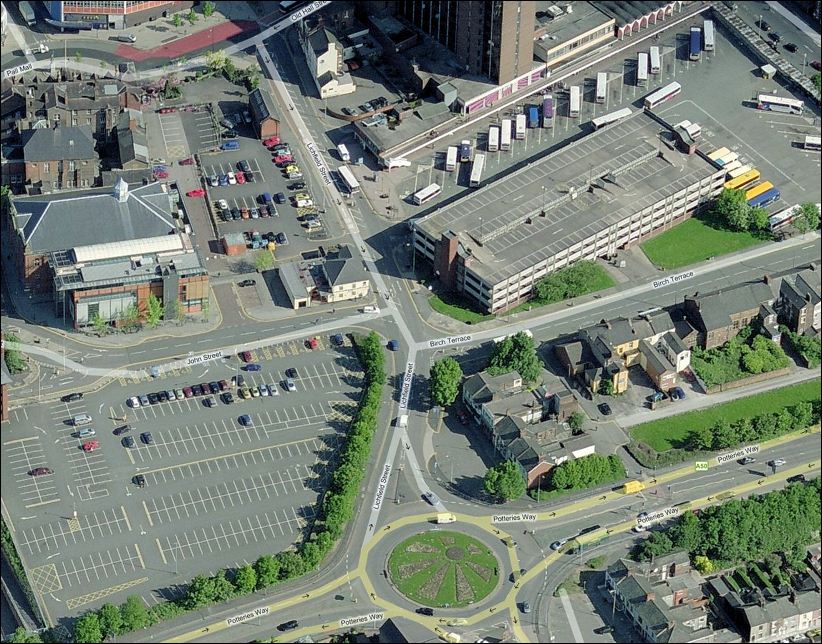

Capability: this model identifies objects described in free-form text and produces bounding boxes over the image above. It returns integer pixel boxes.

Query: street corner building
[4,178,208,330]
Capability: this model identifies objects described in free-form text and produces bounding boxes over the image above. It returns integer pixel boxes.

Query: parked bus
[500,119,512,150]
[445,146,458,171]
[337,165,360,194]
[569,86,581,117]
[728,164,752,179]
[715,152,739,168]
[707,147,731,161]
[488,126,499,152]
[469,154,486,188]
[803,135,821,151]
[689,27,701,61]
[703,20,715,51]
[748,187,781,209]
[643,82,681,110]
[591,107,632,130]
[412,183,442,206]
[723,159,743,174]
[757,94,804,115]
[745,181,775,202]
[724,168,760,190]
[515,114,527,139]
[649,46,661,74]
[542,95,554,128]
[528,105,540,128]
[595,72,608,104]
[637,53,649,87]
[769,204,818,232]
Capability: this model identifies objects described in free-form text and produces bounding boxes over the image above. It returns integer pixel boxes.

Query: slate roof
[686,280,776,332]
[22,125,96,162]
[321,255,368,286]
[662,331,688,354]
[737,589,821,628]
[249,87,279,123]
[462,371,522,404]
[308,28,336,56]
[639,339,675,374]
[780,267,821,309]
[116,127,149,167]
[12,182,175,254]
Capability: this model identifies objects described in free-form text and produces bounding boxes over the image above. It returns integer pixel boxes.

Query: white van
[73,413,93,426]
[78,427,96,438]
[337,144,350,162]
[295,198,314,208]
[362,305,379,313]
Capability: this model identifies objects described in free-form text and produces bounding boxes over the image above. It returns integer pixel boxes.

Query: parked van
[337,143,350,162]
[78,427,96,438]
[220,140,240,151]
[116,34,137,43]
[261,192,273,206]
[295,198,314,208]
[305,220,321,230]
[286,171,303,179]
[73,413,93,426]
[362,305,379,313]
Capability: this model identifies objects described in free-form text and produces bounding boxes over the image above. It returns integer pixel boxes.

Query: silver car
[422,491,440,506]
[285,378,296,392]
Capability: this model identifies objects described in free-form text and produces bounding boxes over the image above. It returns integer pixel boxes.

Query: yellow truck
[623,480,646,494]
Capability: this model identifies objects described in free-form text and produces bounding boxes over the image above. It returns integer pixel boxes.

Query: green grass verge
[508,264,616,315]
[553,574,582,597]
[640,218,767,269]
[429,293,495,325]
[630,380,821,452]
[388,531,499,607]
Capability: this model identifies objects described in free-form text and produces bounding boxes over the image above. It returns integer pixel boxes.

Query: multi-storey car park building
[412,111,726,314]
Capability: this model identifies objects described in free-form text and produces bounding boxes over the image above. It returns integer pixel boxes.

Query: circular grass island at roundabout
[387,531,500,608]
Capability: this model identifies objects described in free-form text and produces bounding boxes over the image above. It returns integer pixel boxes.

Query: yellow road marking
[121,506,132,532]
[143,500,154,527]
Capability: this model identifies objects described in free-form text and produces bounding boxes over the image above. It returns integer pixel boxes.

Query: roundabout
[387,530,500,608]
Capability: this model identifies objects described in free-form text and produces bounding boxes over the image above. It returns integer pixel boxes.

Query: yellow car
[285,164,300,174]
[294,192,312,201]
[239,387,251,400]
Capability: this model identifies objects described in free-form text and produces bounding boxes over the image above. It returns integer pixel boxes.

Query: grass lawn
[429,292,495,324]
[630,379,821,452]
[508,263,616,315]
[388,531,499,607]
[640,218,767,269]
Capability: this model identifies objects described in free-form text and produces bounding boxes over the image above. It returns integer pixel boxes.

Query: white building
[300,26,356,98]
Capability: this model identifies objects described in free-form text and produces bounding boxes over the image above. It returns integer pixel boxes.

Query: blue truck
[528,105,540,128]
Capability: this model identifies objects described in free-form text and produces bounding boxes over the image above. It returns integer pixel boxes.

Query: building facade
[44,1,193,29]
[298,25,356,98]
[22,125,99,191]
[777,266,821,335]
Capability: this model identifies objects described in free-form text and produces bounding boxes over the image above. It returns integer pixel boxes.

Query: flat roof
[416,110,720,285]
[354,104,456,155]
[535,1,613,42]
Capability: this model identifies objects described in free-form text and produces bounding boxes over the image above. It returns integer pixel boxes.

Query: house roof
[116,126,149,167]
[321,254,368,286]
[22,125,96,162]
[12,181,175,254]
[662,331,688,355]
[463,370,522,404]
[686,280,775,332]
[482,388,540,426]
[737,589,821,628]
[780,267,821,310]
[639,339,675,375]
[308,27,337,56]
[249,87,279,123]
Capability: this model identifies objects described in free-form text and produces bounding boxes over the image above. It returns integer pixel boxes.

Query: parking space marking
[65,576,150,611]
[28,562,62,595]
[18,507,130,555]
[54,544,144,589]
[3,437,62,507]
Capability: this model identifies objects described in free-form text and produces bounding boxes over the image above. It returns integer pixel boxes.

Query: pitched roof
[22,125,96,161]
[249,87,279,123]
[321,255,368,286]
[12,182,175,254]
[116,126,149,167]
[780,267,821,309]
[686,280,776,331]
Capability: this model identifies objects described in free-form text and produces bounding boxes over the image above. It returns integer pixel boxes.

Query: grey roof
[279,262,311,301]
[483,388,541,426]
[378,617,440,643]
[737,589,821,627]
[639,339,675,375]
[321,256,368,286]
[594,1,677,27]
[22,125,96,162]
[116,127,149,167]
[249,87,279,123]
[780,267,821,309]
[463,370,522,404]
[308,28,335,56]
[687,280,776,332]
[662,331,688,354]
[12,182,175,254]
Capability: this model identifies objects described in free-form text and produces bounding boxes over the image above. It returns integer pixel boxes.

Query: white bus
[804,135,821,151]
[643,82,681,110]
[728,164,753,179]
[445,146,458,171]
[515,114,526,139]
[757,94,804,115]
[707,147,731,161]
[412,183,441,206]
[469,154,486,188]
[595,72,607,104]
[649,46,661,74]
[337,165,360,194]
[637,53,649,87]
[569,86,581,117]
[703,20,715,52]
[722,159,743,174]
[500,119,512,151]
[488,126,499,152]
[337,143,350,162]
[715,151,739,168]
[591,107,632,130]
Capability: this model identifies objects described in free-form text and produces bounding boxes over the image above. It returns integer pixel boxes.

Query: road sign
[695,461,709,471]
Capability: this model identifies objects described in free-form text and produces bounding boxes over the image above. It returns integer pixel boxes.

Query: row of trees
[691,325,791,388]
[2,333,26,374]
[780,326,821,368]
[549,453,626,492]
[65,332,387,643]
[637,477,821,570]
[531,260,611,305]
[710,192,820,236]
[487,331,542,382]
[689,399,820,452]
[205,50,262,90]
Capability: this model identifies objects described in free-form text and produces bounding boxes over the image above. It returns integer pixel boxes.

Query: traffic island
[388,531,499,607]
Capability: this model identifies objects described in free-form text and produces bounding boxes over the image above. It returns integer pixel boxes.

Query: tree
[598,378,614,396]
[693,555,714,574]
[184,574,216,610]
[567,411,586,432]
[483,460,526,502]
[711,188,749,231]
[276,551,305,580]
[120,595,150,631]
[73,613,103,644]
[254,250,274,272]
[202,0,216,18]
[794,202,821,233]
[254,554,281,589]
[637,531,674,560]
[97,603,123,639]
[487,331,541,382]
[430,357,463,407]
[146,294,164,327]
[186,8,198,24]
[119,302,141,329]
[173,13,183,28]
[90,312,108,335]
[9,628,42,643]
[205,49,228,72]
[748,206,770,232]
[3,334,27,374]
[234,565,257,594]
[211,570,235,602]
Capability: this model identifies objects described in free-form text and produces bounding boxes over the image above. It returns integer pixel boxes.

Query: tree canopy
[430,357,463,407]
[483,460,526,502]
[487,331,541,382]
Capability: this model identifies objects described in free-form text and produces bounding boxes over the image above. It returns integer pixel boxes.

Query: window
[44,162,50,173]
[88,302,100,320]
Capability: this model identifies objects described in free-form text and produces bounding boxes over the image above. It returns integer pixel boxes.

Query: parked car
[29,467,53,476]
[285,378,297,392]
[245,363,262,372]
[232,375,245,387]
[80,440,100,452]
[139,394,150,406]
[238,279,256,287]
[186,188,206,197]
[768,31,781,42]
[594,626,614,635]
[140,432,154,444]
[251,386,260,397]
[239,387,251,400]
[226,171,237,185]
[274,192,287,204]
[288,181,306,191]
[179,157,194,166]
[286,368,298,379]
[784,42,798,53]
[238,414,253,426]
[240,351,254,362]
[341,106,357,116]
[157,390,168,403]
[259,383,270,396]
[62,392,84,402]
[811,60,822,71]
[133,474,146,488]
[221,392,234,404]
[598,402,612,416]
[183,386,194,398]
[113,424,132,436]
[219,174,229,186]
[756,19,771,31]
[209,175,219,187]
[246,171,256,183]
[222,130,239,140]
[122,436,135,448]
[307,337,319,350]
[175,388,184,400]
[236,171,246,184]
[216,198,229,212]
[331,333,344,346]
[263,136,281,147]
[147,392,159,404]
[192,384,203,396]
[218,379,229,391]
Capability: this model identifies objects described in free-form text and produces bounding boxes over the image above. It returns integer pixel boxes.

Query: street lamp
[541,185,546,215]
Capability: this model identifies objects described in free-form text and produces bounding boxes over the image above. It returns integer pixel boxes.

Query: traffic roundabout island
[387,530,500,608]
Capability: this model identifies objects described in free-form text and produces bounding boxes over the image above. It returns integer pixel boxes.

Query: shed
[760,64,776,79]
[222,232,246,256]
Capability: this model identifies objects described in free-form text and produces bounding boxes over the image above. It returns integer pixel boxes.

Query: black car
[246,171,256,183]
[113,424,132,436]
[140,432,153,444]
[238,279,257,287]
[209,381,220,394]
[157,390,168,403]
[122,436,135,448]
[756,19,770,31]
[738,456,756,465]
[222,130,239,139]
[147,392,160,404]
[598,402,612,416]
[594,626,614,635]
[62,392,84,402]
[288,181,306,190]
[787,474,806,483]
[415,607,434,616]
[221,392,234,404]
[768,32,781,42]
[277,620,298,632]
[276,232,287,245]
[784,42,798,53]
[238,160,251,173]
[192,384,203,396]
[286,367,298,379]
[274,192,287,204]
[232,375,245,387]
[132,474,146,487]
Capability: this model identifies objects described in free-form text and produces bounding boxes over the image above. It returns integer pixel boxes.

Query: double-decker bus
[595,72,607,104]
[337,165,360,194]
[724,168,760,190]
[542,95,554,128]
[637,53,649,87]
[649,46,661,73]
[803,135,821,151]
[469,154,486,188]
[591,107,632,130]
[689,27,701,61]
[748,187,781,209]
[745,181,774,203]
[500,119,512,151]
[703,20,715,51]
[488,126,499,152]
[569,86,581,117]
[644,82,681,110]
[757,94,804,115]
[412,183,442,206]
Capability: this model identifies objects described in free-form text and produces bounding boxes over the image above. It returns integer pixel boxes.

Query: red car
[81,440,100,452]
[29,467,53,476]
[236,171,246,184]
[154,170,169,179]
[274,155,293,165]
[158,107,177,114]
[263,136,281,147]
[186,188,206,197]
[240,350,253,362]
[179,157,194,166]
[307,337,318,350]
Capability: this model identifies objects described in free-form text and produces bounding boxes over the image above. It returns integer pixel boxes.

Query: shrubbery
[781,325,821,368]
[531,260,614,305]
[691,325,790,387]
[549,454,626,491]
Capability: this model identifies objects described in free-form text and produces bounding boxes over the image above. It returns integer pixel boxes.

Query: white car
[227,171,237,185]
[166,389,176,401]
[217,199,229,211]
[550,539,568,551]
[259,383,270,396]
[209,175,219,187]
[422,491,440,506]
[285,378,296,392]
[128,396,141,408]
[270,382,280,396]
